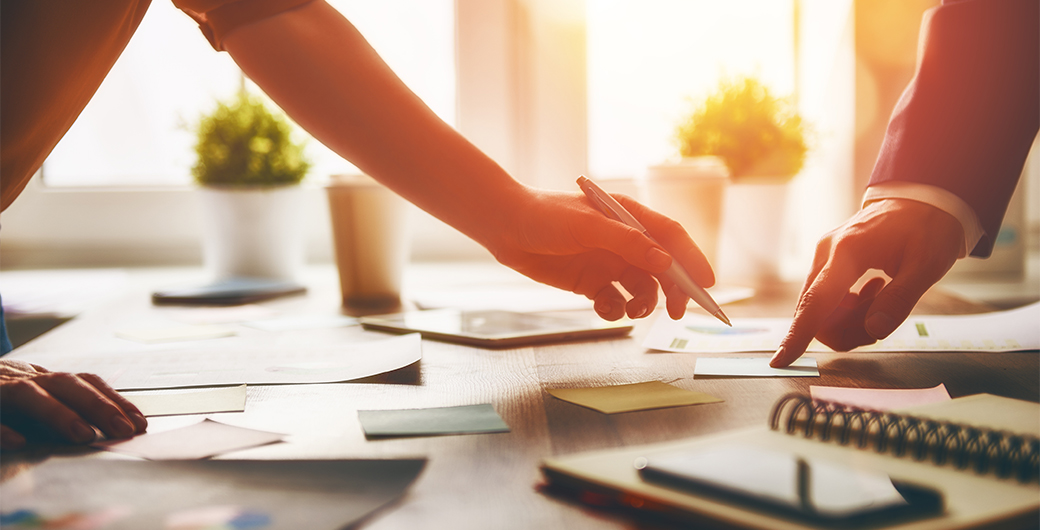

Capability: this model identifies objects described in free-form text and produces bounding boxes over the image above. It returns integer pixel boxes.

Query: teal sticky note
[358,404,509,438]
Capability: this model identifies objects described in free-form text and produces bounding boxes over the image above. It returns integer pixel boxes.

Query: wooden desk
[3,264,1037,529]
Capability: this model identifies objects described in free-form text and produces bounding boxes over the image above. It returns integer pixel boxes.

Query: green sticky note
[915,322,929,337]
[358,404,509,438]
[547,381,722,414]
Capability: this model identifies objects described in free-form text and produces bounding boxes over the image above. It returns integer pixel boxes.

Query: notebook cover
[541,394,1040,530]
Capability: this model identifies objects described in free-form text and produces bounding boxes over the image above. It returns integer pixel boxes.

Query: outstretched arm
[219,1,713,319]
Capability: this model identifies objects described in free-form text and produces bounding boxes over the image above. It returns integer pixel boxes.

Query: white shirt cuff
[863,182,984,258]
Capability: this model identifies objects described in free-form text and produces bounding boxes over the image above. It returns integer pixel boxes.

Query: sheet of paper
[115,325,237,344]
[18,333,422,390]
[122,385,247,417]
[547,381,722,414]
[644,302,1040,353]
[0,268,128,318]
[243,314,358,332]
[162,305,279,324]
[810,383,951,411]
[2,459,425,530]
[694,357,819,378]
[93,419,284,460]
[358,404,509,438]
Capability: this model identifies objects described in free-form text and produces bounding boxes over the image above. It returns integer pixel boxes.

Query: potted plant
[674,76,810,284]
[192,90,311,281]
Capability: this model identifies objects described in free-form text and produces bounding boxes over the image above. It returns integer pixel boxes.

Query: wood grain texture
[2,265,1035,530]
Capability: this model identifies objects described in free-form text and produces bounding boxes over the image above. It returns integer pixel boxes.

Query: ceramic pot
[197,185,305,281]
[640,157,730,266]
[717,177,790,286]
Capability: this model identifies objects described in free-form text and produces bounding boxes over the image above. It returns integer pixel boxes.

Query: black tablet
[359,309,633,348]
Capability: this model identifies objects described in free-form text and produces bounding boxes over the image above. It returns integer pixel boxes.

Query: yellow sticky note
[547,381,722,414]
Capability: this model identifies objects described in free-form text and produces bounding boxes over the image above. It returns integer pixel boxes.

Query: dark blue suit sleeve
[868,0,1038,257]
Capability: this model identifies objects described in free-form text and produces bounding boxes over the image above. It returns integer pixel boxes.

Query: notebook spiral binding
[769,393,1040,484]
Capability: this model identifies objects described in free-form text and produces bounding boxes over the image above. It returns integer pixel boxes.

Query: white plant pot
[197,185,305,281]
[717,179,790,286]
[640,157,730,266]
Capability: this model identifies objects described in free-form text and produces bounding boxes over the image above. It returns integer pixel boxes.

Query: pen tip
[715,311,732,327]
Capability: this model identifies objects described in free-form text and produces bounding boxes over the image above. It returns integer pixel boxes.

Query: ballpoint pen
[576,175,732,326]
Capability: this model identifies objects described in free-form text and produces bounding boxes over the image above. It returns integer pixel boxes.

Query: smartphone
[359,309,633,348]
[152,277,306,305]
[635,445,943,527]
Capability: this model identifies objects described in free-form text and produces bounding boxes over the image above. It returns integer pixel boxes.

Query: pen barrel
[666,262,721,315]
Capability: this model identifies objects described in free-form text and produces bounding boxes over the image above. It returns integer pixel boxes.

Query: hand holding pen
[577,176,731,326]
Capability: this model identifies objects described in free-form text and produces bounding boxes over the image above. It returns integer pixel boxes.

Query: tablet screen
[359,309,632,348]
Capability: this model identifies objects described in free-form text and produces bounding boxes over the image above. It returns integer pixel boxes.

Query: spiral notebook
[540,393,1040,530]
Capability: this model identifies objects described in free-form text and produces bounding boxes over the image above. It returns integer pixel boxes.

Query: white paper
[115,325,237,344]
[20,333,422,390]
[645,302,1040,353]
[93,419,284,460]
[0,269,129,318]
[122,385,247,417]
[162,305,279,325]
[694,357,819,377]
[243,314,358,332]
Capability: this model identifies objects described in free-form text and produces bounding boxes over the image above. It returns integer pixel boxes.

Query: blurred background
[2,0,1036,306]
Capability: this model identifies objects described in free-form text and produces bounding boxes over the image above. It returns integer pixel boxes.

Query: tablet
[359,309,633,348]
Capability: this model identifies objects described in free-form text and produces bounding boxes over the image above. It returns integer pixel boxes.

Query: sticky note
[547,381,722,414]
[93,419,284,460]
[121,385,247,417]
[694,357,819,377]
[810,383,951,411]
[358,404,509,438]
[115,325,236,344]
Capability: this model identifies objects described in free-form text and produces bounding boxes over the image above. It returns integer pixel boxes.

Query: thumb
[863,273,934,340]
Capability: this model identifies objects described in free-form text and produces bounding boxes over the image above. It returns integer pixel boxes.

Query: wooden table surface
[3,264,1037,530]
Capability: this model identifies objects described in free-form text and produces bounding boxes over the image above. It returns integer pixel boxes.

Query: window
[587,0,795,179]
[42,0,455,188]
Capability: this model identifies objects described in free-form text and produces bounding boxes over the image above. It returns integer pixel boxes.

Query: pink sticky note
[93,419,284,460]
[810,383,951,411]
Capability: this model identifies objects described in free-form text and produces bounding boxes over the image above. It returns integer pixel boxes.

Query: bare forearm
[222,1,525,251]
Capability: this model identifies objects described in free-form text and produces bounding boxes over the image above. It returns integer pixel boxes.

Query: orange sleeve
[173,0,315,51]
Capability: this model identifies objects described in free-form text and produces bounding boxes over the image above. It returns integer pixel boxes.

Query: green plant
[192,91,310,187]
[675,76,808,181]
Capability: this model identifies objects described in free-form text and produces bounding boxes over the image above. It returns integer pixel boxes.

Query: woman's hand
[0,360,147,450]
[489,187,715,321]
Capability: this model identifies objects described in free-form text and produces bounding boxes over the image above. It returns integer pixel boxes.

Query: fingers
[664,284,691,320]
[863,263,947,340]
[79,373,148,432]
[1,425,26,451]
[1,372,141,445]
[592,284,628,321]
[616,195,715,286]
[617,267,659,319]
[814,277,885,351]
[771,259,864,367]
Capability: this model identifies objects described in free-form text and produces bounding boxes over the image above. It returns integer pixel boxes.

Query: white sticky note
[115,325,236,344]
[694,357,819,377]
[122,385,247,417]
[93,419,284,460]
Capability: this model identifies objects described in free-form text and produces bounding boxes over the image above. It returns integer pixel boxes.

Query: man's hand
[770,199,963,367]
[491,187,715,322]
[0,360,147,450]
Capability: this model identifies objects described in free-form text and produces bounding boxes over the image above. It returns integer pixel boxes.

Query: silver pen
[577,175,731,326]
